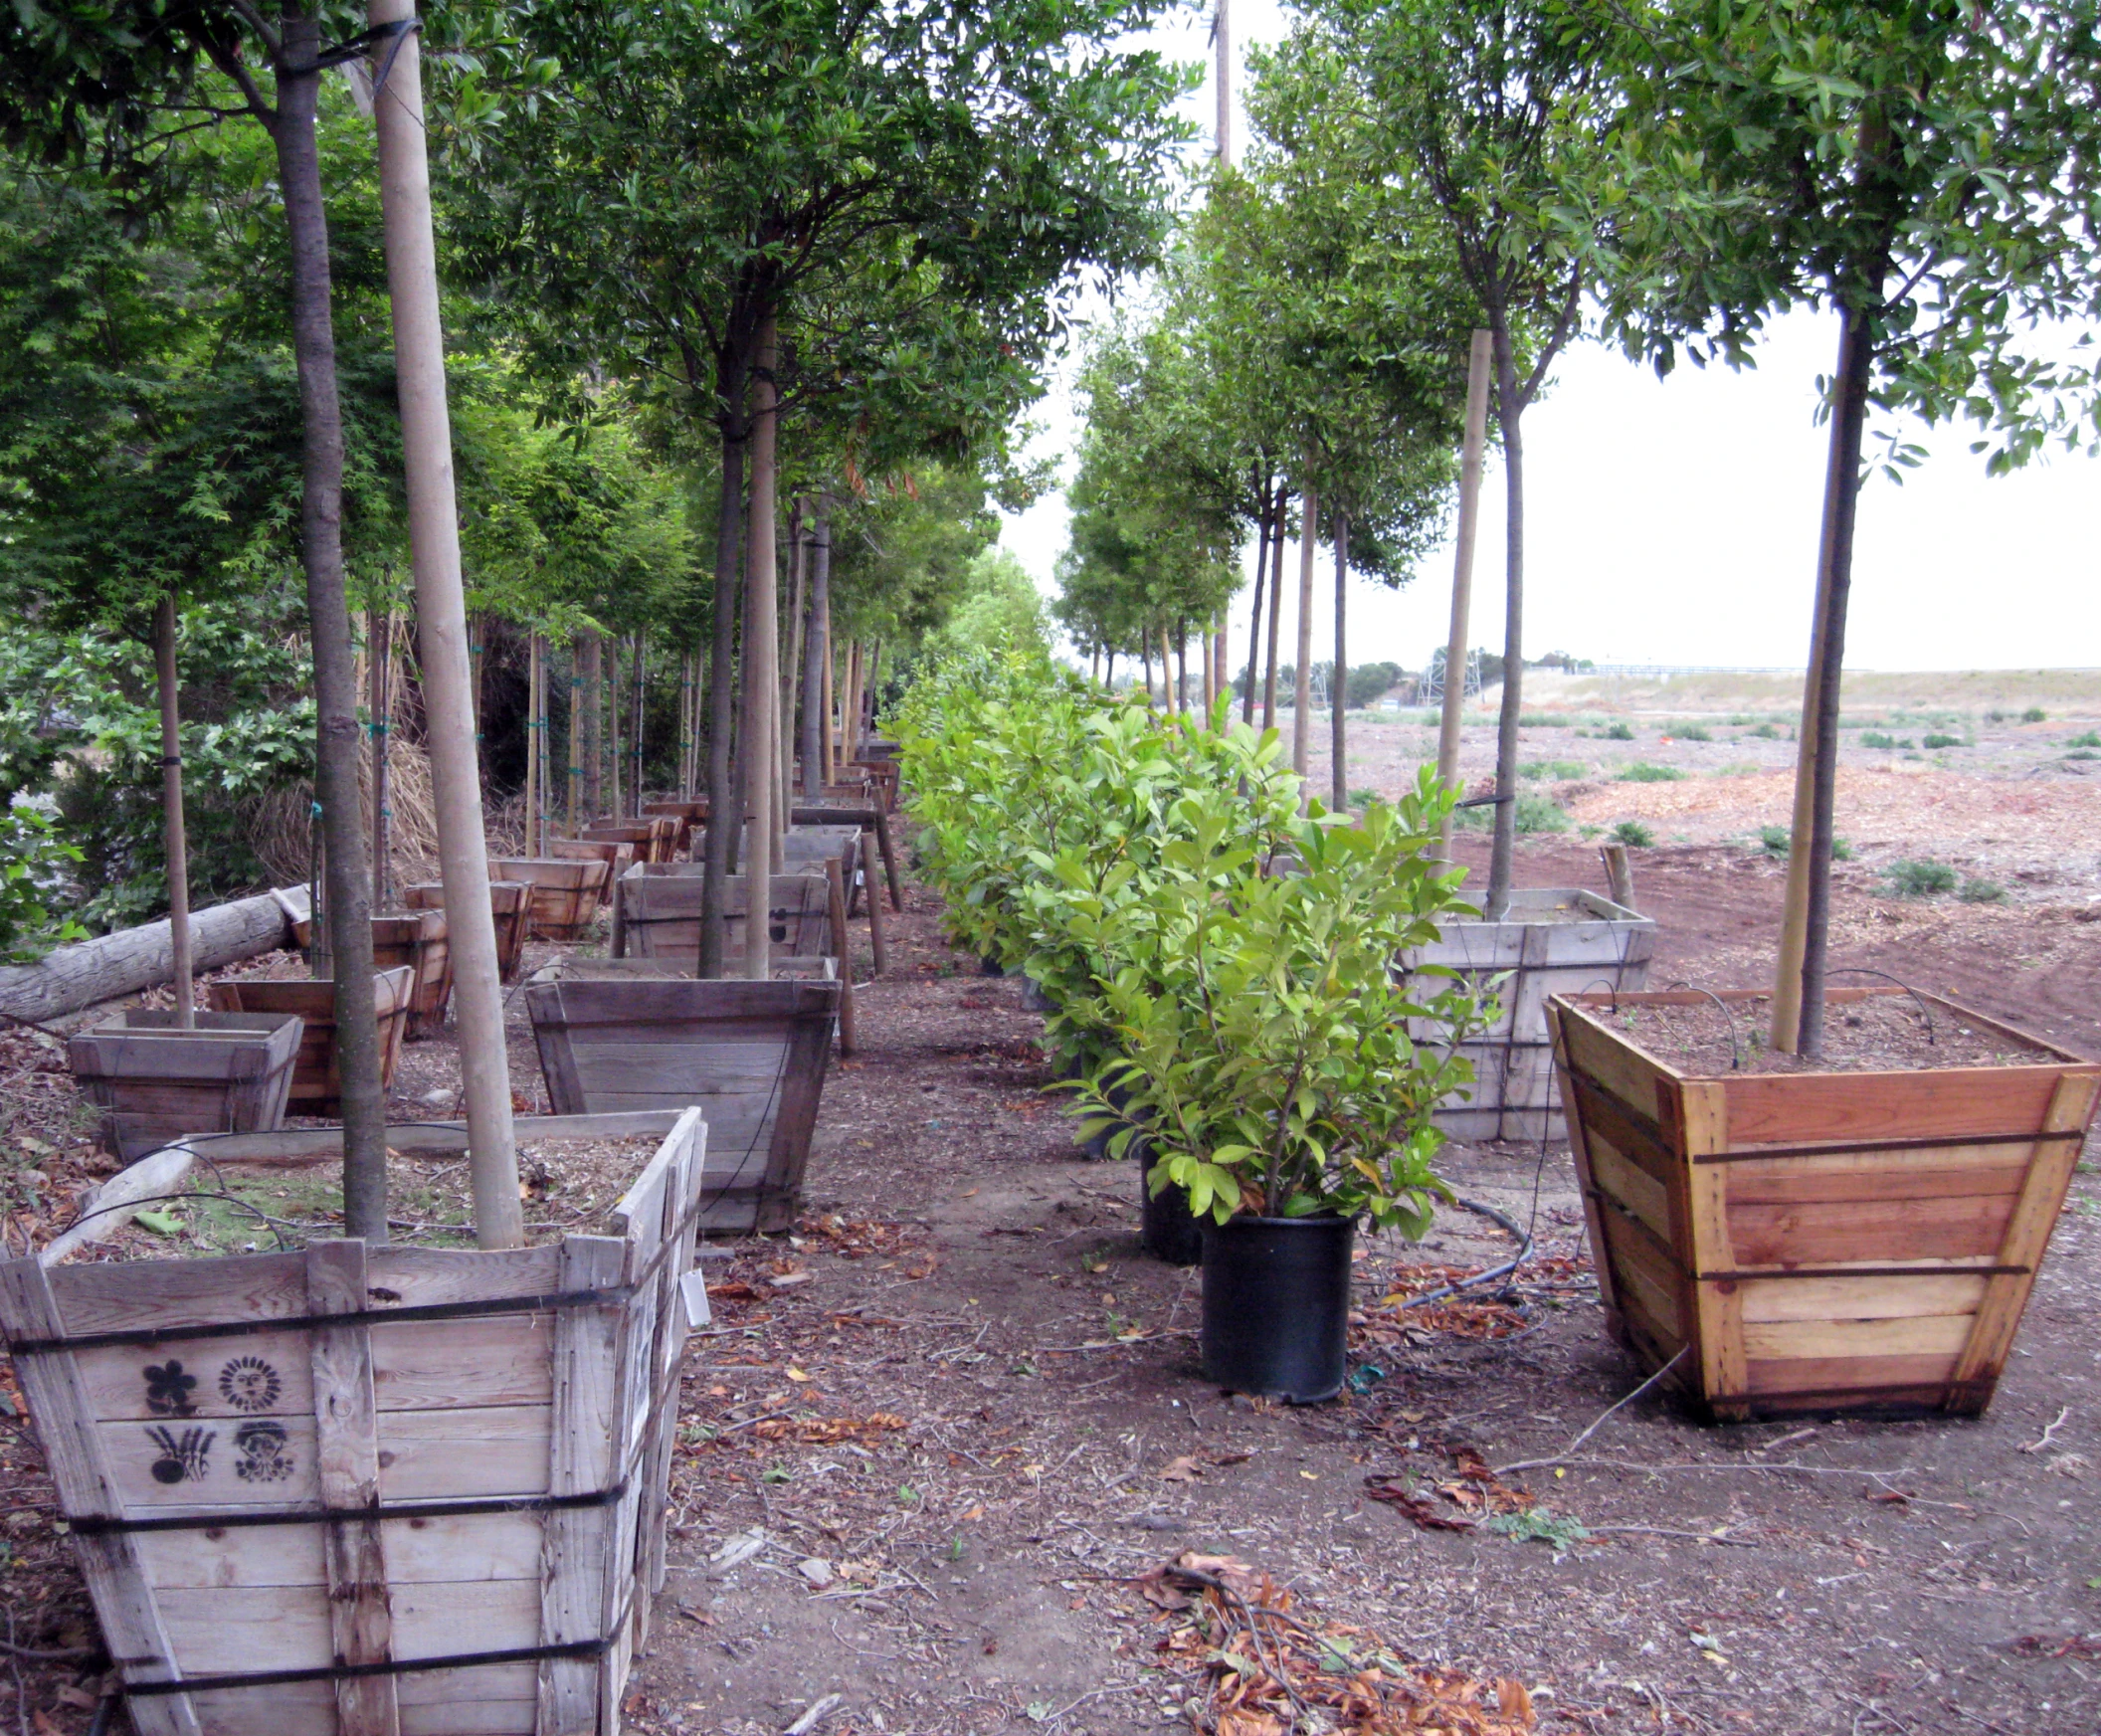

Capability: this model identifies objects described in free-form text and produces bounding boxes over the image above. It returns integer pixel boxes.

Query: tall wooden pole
[368,0,521,1248]
[154,594,195,1028]
[1331,512,1349,813]
[368,604,392,906]
[1291,483,1319,790]
[741,315,780,978]
[1435,329,1493,859]
[1262,500,1286,730]
[523,633,540,857]
[802,500,830,799]
[568,637,585,832]
[820,586,837,784]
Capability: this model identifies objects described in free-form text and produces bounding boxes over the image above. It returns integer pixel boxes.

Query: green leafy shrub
[1672,724,1711,742]
[1069,777,1487,1231]
[1346,662,1405,708]
[1885,860,1958,897]
[1758,824,1790,857]
[1610,820,1653,848]
[1518,759,1585,781]
[1743,722,1782,739]
[2064,731,2101,748]
[1958,877,2007,903]
[1860,730,1902,748]
[0,806,89,962]
[1601,721,1634,741]
[1921,732,1965,749]
[1348,786,1383,809]
[2021,707,2047,723]
[1450,790,1569,834]
[1518,712,1571,728]
[1617,762,1685,783]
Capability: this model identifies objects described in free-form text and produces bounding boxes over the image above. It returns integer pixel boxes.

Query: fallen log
[0,886,307,1024]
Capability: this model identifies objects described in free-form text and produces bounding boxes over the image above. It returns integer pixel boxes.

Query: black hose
[1397,1195,1532,1310]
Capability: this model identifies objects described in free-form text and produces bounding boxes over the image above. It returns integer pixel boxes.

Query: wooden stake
[1435,329,1492,859]
[1262,495,1286,731]
[1600,841,1636,911]
[741,315,780,979]
[568,637,585,832]
[1291,482,1318,791]
[153,594,194,1029]
[631,633,646,814]
[802,500,830,799]
[1330,511,1348,813]
[826,855,857,1056]
[524,632,542,858]
[368,0,521,1248]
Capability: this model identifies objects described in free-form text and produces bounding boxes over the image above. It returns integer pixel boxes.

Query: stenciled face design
[217,1356,283,1414]
[232,1420,293,1483]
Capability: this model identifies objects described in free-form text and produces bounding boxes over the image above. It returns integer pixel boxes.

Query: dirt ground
[5,749,2101,1731]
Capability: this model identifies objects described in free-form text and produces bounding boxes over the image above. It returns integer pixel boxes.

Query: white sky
[999,0,2101,675]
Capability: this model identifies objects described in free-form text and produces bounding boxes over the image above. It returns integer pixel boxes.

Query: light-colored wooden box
[614,868,833,965]
[1403,887,1655,1142]
[1548,988,2101,1421]
[371,909,450,1041]
[68,1013,304,1161]
[525,973,839,1234]
[207,969,416,1118]
[404,881,532,986]
[488,860,612,944]
[0,1109,709,1736]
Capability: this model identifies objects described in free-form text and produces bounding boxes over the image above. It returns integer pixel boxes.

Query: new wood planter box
[525,971,840,1234]
[370,908,451,1040]
[614,868,834,965]
[405,880,533,985]
[1547,988,2101,1421]
[207,968,415,1117]
[0,1109,709,1736]
[68,1012,304,1161]
[489,859,612,943]
[1404,888,1655,1142]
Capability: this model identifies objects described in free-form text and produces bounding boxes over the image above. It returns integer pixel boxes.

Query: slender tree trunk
[1242,482,1269,725]
[369,603,391,905]
[1176,627,1190,718]
[741,315,781,977]
[1213,610,1228,727]
[1483,313,1527,921]
[154,594,194,1028]
[1262,494,1286,730]
[820,584,836,783]
[780,504,804,834]
[1331,511,1348,813]
[1141,644,1154,708]
[1434,329,1493,860]
[580,632,602,821]
[524,632,542,856]
[1159,625,1175,715]
[569,638,585,831]
[802,499,830,799]
[631,634,646,809]
[1200,627,1215,719]
[1774,300,1876,1057]
[700,401,747,977]
[275,13,385,1240]
[1291,483,1318,791]
[1104,649,1115,689]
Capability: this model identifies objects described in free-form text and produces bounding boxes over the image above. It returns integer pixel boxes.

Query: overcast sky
[998,0,2101,675]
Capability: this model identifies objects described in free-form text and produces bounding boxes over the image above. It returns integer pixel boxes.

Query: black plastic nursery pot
[1200,1214,1355,1403]
[1136,1138,1204,1266]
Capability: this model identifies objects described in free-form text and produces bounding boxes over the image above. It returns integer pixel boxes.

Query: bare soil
[1603,992,2054,1076]
[4,836,2101,1735]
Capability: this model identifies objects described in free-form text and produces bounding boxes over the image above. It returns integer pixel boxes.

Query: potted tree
[1070,778,1486,1401]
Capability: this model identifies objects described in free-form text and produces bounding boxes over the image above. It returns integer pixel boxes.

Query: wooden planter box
[489,859,612,943]
[0,1109,709,1736]
[615,868,834,965]
[1402,888,1654,1141]
[68,1013,304,1162]
[524,971,840,1233]
[639,802,705,859]
[404,880,532,986]
[370,908,450,1041]
[1547,988,2101,1421]
[580,821,678,866]
[207,968,415,1117]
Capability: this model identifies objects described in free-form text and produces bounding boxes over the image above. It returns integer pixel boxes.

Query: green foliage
[1601,721,1635,741]
[1672,724,1711,742]
[1885,860,1958,897]
[1070,778,1486,1231]
[1483,1507,1592,1550]
[1959,877,2008,904]
[1743,723,1783,740]
[1519,760,1586,781]
[2022,707,2047,723]
[1921,733,1966,750]
[916,548,1050,669]
[2064,732,2101,749]
[1611,821,1654,848]
[1348,663,1407,708]
[1859,731,1911,749]
[1617,762,1684,783]
[1758,825,1791,858]
[0,806,87,963]
[1519,713,1572,728]
[1455,791,1570,834]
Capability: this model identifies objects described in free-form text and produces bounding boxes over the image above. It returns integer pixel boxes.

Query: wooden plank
[1946,1071,2101,1412]
[1682,1081,1747,1415]
[1719,1144,2030,1205]
[135,1512,542,1591]
[1738,1271,1990,1325]
[49,1249,307,1337]
[1585,1135,1670,1243]
[1724,1064,2085,1150]
[0,1258,200,1736]
[1741,1313,1975,1362]
[1744,1353,1963,1399]
[1596,1207,1685,1341]
[862,826,886,974]
[1554,1002,1678,1127]
[364,1245,564,1308]
[1548,1006,1622,1324]
[1729,1193,2017,1269]
[189,1679,536,1736]
[197,1111,682,1164]
[306,1240,400,1736]
[156,1579,537,1677]
[537,1236,625,1736]
[826,856,857,1054]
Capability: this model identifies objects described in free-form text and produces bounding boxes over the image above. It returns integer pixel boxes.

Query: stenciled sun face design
[217,1356,283,1415]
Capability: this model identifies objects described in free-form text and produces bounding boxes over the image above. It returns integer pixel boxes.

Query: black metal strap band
[124,1639,607,1697]
[67,1478,630,1539]
[1688,1127,2085,1164]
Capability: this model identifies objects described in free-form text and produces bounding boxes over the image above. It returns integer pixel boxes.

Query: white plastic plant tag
[679,1266,713,1331]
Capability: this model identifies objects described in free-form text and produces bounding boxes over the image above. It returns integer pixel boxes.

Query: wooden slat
[364,1245,564,1308]
[134,1512,543,1591]
[1728,1194,2016,1268]
[189,1676,535,1736]
[537,1236,625,1735]
[1946,1071,2101,1413]
[1745,1354,1963,1399]
[155,1579,538,1677]
[1738,1271,1990,1325]
[49,1250,307,1337]
[1554,1002,1677,1128]
[1548,1006,1622,1325]
[1724,1064,2085,1150]
[199,1110,682,1163]
[1596,1207,1684,1342]
[1682,1081,1747,1417]
[1741,1313,1975,1362]
[306,1240,399,1736]
[1719,1145,2031,1205]
[1586,1136,1670,1243]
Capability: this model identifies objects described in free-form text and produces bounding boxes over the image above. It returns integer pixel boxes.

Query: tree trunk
[0,888,298,1023]
[275,9,385,1242]
[153,594,194,1029]
[782,498,805,812]
[1200,626,1215,719]
[569,637,586,830]
[1291,483,1318,790]
[1104,650,1116,688]
[1483,313,1526,921]
[523,631,541,856]
[1242,480,1270,725]
[369,603,391,906]
[1262,491,1286,731]
[819,581,836,783]
[581,631,602,821]
[1141,644,1153,708]
[369,0,523,1247]
[1330,511,1348,813]
[700,401,747,978]
[802,500,830,799]
[1213,610,1228,727]
[1176,627,1189,718]
[631,634,646,810]
[1434,329,1493,859]
[741,314,781,978]
[1773,300,1875,1057]
[1159,625,1175,716]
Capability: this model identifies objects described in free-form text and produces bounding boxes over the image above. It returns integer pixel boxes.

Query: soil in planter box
[58,1133,664,1262]
[1607,992,2051,1077]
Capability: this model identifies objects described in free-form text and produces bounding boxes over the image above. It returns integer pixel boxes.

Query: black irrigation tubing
[1825,967,1939,1043]
[1397,1195,1533,1312]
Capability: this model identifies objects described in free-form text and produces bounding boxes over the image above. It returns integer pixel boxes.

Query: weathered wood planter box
[1404,887,1654,1142]
[405,880,533,986]
[525,970,840,1233]
[371,908,451,1040]
[1547,988,2101,1421]
[639,802,705,859]
[68,1012,304,1161]
[582,820,679,865]
[0,1109,710,1736]
[489,859,612,944]
[615,868,834,965]
[207,968,416,1117]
